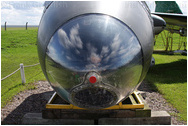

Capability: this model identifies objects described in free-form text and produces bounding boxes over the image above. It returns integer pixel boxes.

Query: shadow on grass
[1,91,54,125]
[146,59,187,84]
[1,83,25,98]
[26,70,44,82]
[153,50,187,56]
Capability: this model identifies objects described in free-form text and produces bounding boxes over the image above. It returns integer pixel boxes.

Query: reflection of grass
[145,53,187,121]
[46,59,80,89]
[106,64,142,89]
[1,27,45,107]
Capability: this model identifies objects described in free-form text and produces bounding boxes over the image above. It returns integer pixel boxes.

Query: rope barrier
[1,67,21,81]
[24,63,40,68]
[1,63,40,81]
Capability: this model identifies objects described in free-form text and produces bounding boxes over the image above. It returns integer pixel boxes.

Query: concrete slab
[98,111,171,125]
[22,111,171,125]
[22,113,94,125]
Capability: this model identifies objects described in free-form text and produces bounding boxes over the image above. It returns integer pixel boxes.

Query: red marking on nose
[89,76,97,83]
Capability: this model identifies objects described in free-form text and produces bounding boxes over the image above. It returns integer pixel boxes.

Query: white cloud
[57,24,83,49]
[69,24,83,49]
[1,1,44,25]
[176,1,187,14]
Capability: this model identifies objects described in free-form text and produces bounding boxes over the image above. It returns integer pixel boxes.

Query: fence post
[26,22,28,30]
[20,63,26,84]
[5,22,7,31]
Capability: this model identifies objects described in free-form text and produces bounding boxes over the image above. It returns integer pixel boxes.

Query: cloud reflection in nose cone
[90,53,101,64]
[45,14,143,108]
[46,14,142,72]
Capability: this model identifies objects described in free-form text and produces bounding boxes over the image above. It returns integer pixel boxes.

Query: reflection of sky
[46,15,142,72]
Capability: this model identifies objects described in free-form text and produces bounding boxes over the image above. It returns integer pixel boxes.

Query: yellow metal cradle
[46,91,145,110]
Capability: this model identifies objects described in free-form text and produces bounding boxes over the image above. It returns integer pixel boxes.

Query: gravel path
[1,81,54,125]
[1,80,187,125]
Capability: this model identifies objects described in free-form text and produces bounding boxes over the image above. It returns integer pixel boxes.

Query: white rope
[24,63,40,68]
[1,63,40,81]
[1,67,21,81]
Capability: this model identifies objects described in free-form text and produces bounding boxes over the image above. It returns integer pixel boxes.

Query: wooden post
[26,22,28,30]
[20,63,26,84]
[5,22,7,31]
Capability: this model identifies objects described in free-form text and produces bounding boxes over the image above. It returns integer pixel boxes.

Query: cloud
[100,46,109,58]
[58,29,73,49]
[47,41,62,65]
[90,53,101,64]
[58,24,83,49]
[86,42,101,65]
[102,34,122,63]
[47,18,142,72]
[1,1,44,25]
[70,24,83,49]
[111,34,121,51]
[176,1,187,14]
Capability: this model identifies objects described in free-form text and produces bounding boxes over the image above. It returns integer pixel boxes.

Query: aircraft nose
[44,14,143,109]
[38,1,155,109]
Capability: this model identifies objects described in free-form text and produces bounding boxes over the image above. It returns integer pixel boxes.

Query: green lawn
[1,27,45,107]
[145,30,187,121]
[146,53,187,121]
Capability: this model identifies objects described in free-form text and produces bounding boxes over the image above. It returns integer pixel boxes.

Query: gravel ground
[137,81,187,125]
[1,80,187,125]
[1,81,54,125]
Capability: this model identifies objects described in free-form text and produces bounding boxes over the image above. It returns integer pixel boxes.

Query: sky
[1,1,44,25]
[1,1,187,25]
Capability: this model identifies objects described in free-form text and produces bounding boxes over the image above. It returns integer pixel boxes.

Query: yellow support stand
[46,91,144,110]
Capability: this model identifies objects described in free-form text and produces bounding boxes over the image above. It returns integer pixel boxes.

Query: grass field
[146,30,187,121]
[1,28,187,122]
[1,27,45,107]
[146,53,187,121]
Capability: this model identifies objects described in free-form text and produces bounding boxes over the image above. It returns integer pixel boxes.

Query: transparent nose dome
[45,14,143,108]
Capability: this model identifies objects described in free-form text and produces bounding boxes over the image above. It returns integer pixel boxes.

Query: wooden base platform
[42,91,151,119]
